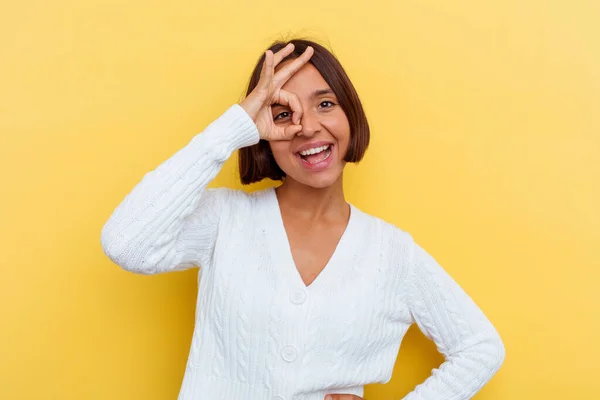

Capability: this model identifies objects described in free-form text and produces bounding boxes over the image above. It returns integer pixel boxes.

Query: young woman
[101,39,505,400]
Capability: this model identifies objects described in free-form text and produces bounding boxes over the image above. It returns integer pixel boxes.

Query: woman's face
[269,60,351,189]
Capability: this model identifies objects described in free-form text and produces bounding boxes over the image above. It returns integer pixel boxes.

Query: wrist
[239,100,258,122]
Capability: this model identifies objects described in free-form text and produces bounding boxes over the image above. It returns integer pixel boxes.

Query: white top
[101,104,505,400]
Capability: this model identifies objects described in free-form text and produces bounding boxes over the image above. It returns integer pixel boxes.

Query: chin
[298,173,342,189]
[287,162,345,189]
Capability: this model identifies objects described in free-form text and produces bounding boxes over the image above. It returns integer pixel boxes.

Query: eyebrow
[311,88,335,98]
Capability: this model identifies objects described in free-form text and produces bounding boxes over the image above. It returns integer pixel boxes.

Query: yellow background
[1,0,598,398]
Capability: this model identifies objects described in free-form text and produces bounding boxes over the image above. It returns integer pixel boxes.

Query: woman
[101,39,505,400]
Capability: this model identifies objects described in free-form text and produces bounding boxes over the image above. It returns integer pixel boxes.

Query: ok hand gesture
[240,43,314,141]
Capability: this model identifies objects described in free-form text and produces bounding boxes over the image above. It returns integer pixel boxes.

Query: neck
[275,175,348,221]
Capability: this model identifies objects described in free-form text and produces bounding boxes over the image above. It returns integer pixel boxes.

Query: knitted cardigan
[101,104,505,400]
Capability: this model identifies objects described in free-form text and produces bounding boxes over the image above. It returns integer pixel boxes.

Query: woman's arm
[100,104,259,274]
[100,44,314,275]
[402,239,505,399]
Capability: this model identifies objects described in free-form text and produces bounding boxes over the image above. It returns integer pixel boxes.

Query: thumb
[280,123,302,140]
[269,122,302,142]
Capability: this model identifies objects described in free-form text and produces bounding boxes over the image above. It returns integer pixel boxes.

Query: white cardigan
[101,104,505,400]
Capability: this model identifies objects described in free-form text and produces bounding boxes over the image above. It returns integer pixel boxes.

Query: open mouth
[297,144,333,165]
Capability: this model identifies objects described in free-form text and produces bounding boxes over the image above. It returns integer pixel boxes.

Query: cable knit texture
[101,104,505,400]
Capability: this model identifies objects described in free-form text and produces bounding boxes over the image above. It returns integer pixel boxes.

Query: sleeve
[402,239,506,399]
[100,104,260,274]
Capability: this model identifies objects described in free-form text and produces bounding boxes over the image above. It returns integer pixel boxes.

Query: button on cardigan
[100,104,505,400]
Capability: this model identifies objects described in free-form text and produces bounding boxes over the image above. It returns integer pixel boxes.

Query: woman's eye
[274,111,291,121]
[319,101,335,108]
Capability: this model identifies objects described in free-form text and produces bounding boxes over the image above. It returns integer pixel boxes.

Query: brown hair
[239,38,370,185]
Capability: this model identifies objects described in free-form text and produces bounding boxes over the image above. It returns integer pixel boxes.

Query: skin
[240,44,363,400]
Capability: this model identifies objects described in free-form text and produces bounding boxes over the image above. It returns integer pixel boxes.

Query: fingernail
[325,396,332,400]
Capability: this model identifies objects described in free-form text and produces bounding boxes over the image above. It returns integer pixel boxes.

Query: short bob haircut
[239,38,370,185]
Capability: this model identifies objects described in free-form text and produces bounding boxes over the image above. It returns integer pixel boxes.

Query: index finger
[273,46,314,88]
[273,43,296,66]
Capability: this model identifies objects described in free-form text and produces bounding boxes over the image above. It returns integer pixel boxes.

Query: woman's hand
[324,395,365,400]
[240,43,314,141]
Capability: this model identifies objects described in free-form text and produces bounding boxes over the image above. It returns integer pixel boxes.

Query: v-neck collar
[264,186,360,292]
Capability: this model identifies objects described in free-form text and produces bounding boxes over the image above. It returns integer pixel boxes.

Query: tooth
[300,145,330,156]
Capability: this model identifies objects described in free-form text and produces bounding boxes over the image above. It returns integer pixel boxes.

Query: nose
[297,109,321,137]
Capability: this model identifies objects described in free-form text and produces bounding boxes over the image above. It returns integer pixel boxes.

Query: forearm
[402,332,505,399]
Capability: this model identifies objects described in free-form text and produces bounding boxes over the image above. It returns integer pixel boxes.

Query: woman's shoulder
[351,203,415,249]
[203,185,273,213]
